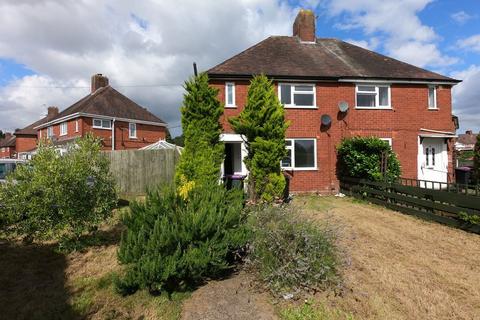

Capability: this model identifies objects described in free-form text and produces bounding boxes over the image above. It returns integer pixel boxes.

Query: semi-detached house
[208,9,461,193]
[33,74,167,153]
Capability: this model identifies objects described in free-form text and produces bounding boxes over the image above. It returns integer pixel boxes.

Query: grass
[295,195,480,320]
[279,300,354,320]
[0,209,189,320]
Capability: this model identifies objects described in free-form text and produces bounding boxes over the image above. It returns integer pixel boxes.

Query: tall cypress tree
[229,75,289,202]
[175,73,224,191]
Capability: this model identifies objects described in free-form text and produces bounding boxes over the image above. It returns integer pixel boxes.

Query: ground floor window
[281,138,317,170]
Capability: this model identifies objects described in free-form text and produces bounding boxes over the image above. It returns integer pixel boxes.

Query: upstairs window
[428,85,437,109]
[356,84,390,108]
[93,118,112,129]
[279,83,316,108]
[281,138,317,170]
[225,82,236,107]
[129,123,137,138]
[60,122,68,136]
[47,126,54,138]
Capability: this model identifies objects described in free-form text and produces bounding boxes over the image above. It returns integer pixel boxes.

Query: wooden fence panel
[340,177,480,234]
[105,149,179,195]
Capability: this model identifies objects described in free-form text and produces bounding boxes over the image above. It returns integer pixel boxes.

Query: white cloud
[451,65,480,133]
[326,0,457,68]
[451,11,473,25]
[344,37,380,51]
[457,34,480,53]
[0,0,297,136]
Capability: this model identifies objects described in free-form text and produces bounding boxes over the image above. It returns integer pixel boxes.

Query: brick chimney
[91,74,109,93]
[293,9,316,42]
[47,106,59,117]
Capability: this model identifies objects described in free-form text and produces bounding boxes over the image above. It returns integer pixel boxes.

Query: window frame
[75,119,79,133]
[278,83,317,109]
[129,122,137,139]
[428,85,437,109]
[380,138,392,147]
[355,84,391,109]
[225,82,236,108]
[92,118,112,130]
[60,122,68,136]
[47,126,54,138]
[281,138,317,170]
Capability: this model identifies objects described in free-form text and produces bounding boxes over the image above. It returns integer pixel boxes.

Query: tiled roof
[0,135,16,148]
[41,86,166,127]
[457,133,478,145]
[15,113,58,136]
[208,36,460,83]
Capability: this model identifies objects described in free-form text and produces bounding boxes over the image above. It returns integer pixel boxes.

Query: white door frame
[220,133,248,176]
[417,136,448,184]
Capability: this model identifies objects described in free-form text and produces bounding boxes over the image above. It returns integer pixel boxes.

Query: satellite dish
[321,114,332,126]
[338,101,349,112]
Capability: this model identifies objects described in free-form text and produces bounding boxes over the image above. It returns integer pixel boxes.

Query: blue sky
[0,0,479,136]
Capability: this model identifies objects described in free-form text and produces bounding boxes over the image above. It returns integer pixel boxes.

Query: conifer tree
[175,73,224,191]
[229,75,289,202]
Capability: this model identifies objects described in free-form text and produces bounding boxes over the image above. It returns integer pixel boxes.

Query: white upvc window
[93,118,112,129]
[425,146,436,168]
[278,83,316,108]
[225,82,236,107]
[355,84,391,109]
[129,123,137,138]
[75,120,79,132]
[281,138,317,170]
[47,126,54,138]
[60,122,68,136]
[428,85,437,109]
[380,138,392,147]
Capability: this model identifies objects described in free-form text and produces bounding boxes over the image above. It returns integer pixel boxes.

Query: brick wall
[38,117,166,150]
[15,136,38,154]
[0,146,15,158]
[211,80,455,193]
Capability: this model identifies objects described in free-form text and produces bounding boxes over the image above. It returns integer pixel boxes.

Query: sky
[0,0,479,137]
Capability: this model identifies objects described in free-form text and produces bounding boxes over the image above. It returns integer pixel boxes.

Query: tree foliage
[337,136,401,182]
[115,183,248,295]
[229,75,289,202]
[474,134,480,183]
[0,134,117,243]
[175,73,224,191]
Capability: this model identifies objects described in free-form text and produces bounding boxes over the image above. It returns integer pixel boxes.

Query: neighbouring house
[14,106,60,159]
[0,133,16,159]
[208,9,460,193]
[33,74,167,153]
[455,130,478,167]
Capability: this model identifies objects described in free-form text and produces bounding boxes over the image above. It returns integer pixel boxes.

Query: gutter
[112,118,116,151]
[34,112,167,130]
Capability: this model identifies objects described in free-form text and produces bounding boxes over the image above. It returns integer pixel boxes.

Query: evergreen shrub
[337,136,401,182]
[115,183,249,295]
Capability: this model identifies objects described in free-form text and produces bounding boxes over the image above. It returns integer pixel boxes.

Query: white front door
[418,138,448,185]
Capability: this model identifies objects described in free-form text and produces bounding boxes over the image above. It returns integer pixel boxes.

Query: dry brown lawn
[294,195,480,320]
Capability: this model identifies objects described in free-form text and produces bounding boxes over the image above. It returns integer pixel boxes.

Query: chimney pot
[91,74,109,93]
[293,9,316,42]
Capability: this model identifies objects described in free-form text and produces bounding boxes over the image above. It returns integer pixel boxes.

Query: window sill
[428,108,439,111]
[355,106,393,110]
[59,133,67,137]
[284,106,318,109]
[129,137,137,140]
[282,167,318,171]
[92,126,112,130]
[225,105,237,108]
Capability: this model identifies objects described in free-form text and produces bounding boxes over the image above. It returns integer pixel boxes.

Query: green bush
[248,205,339,296]
[116,183,249,295]
[0,134,117,243]
[229,75,289,202]
[337,136,401,182]
[474,134,480,183]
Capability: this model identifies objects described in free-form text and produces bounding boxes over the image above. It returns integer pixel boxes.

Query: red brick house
[0,133,16,159]
[14,106,60,159]
[32,74,167,153]
[208,10,460,193]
